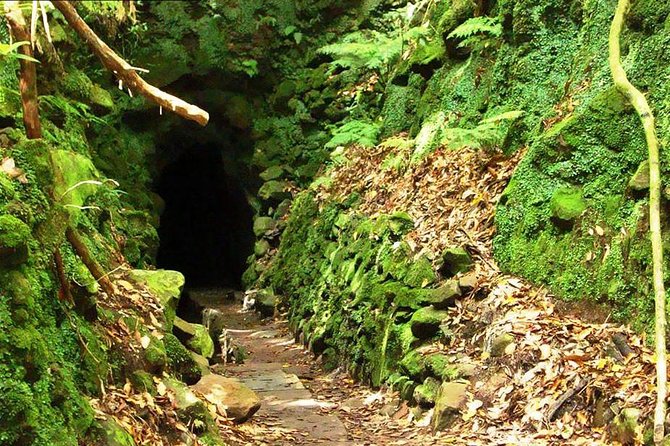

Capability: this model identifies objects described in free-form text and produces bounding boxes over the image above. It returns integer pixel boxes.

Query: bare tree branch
[52,0,210,126]
[4,0,42,138]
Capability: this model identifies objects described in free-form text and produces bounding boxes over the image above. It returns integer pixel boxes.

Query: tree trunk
[4,0,42,139]
[609,1,666,443]
[51,0,210,126]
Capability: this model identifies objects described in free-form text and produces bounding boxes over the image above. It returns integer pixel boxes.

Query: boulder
[432,382,468,431]
[254,289,278,317]
[164,377,210,427]
[410,306,448,339]
[259,165,284,181]
[413,377,441,408]
[439,247,472,277]
[258,180,291,201]
[628,160,649,191]
[254,239,271,257]
[253,216,276,236]
[89,417,136,446]
[424,280,461,309]
[174,317,215,359]
[0,214,30,267]
[487,333,514,357]
[189,351,211,377]
[128,269,184,330]
[164,333,202,385]
[191,374,261,423]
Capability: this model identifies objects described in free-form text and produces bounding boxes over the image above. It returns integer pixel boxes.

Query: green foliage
[447,16,502,50]
[318,25,432,84]
[325,120,381,149]
[0,41,39,63]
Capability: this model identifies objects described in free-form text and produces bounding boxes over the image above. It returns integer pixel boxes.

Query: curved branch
[609,0,666,443]
[4,0,42,138]
[52,0,209,126]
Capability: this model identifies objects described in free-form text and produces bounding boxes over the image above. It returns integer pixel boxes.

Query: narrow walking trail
[196,291,441,446]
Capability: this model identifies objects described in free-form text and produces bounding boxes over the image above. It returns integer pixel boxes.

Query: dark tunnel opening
[155,143,254,291]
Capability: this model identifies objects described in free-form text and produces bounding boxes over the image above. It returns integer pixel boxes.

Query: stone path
[209,302,350,445]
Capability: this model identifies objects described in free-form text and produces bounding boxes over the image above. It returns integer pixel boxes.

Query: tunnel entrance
[155,144,254,289]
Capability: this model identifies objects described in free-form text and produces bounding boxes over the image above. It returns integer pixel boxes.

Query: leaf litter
[306,142,659,444]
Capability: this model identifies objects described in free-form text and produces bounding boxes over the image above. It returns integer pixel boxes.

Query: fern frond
[448,17,502,40]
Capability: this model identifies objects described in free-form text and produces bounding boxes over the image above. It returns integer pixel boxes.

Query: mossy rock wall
[261,192,457,387]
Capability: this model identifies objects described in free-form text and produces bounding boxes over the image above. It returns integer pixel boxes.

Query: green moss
[164,333,202,385]
[128,269,184,330]
[550,187,586,222]
[144,336,168,371]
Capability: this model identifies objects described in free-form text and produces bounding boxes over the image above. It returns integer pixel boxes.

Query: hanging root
[609,0,666,442]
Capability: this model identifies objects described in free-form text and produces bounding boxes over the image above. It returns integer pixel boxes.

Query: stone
[254,288,278,317]
[128,269,184,330]
[413,377,441,408]
[164,333,202,385]
[439,247,472,277]
[628,160,649,191]
[189,351,211,377]
[403,256,437,288]
[130,370,155,394]
[89,417,136,446]
[258,180,291,201]
[458,271,480,292]
[259,165,284,181]
[191,374,261,423]
[0,214,30,267]
[610,407,640,445]
[432,382,468,431]
[550,187,586,222]
[174,317,215,359]
[424,280,461,309]
[273,199,292,219]
[164,377,210,427]
[253,216,276,236]
[144,335,168,371]
[487,333,514,357]
[254,239,271,257]
[410,306,448,339]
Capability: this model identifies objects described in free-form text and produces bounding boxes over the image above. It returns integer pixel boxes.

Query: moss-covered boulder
[174,316,215,359]
[422,280,462,309]
[164,333,202,385]
[254,239,271,257]
[439,247,472,277]
[413,377,441,408]
[628,160,649,191]
[258,180,290,201]
[550,187,586,223]
[403,257,437,288]
[254,288,277,317]
[253,216,276,236]
[88,417,137,446]
[144,335,168,372]
[164,377,211,427]
[50,149,100,209]
[409,306,448,339]
[0,214,30,266]
[128,269,184,330]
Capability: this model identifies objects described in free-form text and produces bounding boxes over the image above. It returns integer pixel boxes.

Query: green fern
[318,26,430,80]
[442,110,524,150]
[325,120,381,149]
[448,17,502,49]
